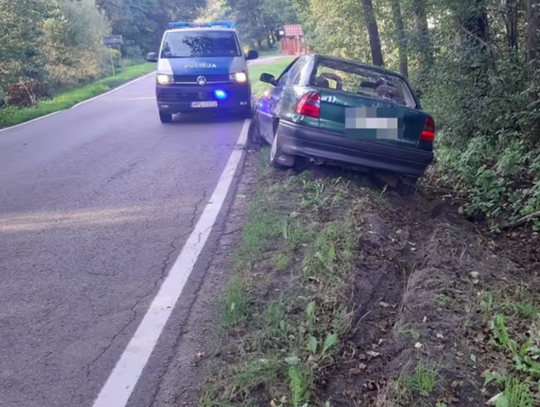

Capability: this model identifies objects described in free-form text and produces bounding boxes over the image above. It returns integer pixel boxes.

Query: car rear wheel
[397,176,418,196]
[159,112,173,124]
[269,132,295,169]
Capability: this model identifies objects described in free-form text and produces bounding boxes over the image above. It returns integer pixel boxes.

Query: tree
[506,0,519,54]
[390,0,408,77]
[526,0,540,61]
[0,0,49,91]
[44,0,111,88]
[361,0,384,66]
[412,0,432,72]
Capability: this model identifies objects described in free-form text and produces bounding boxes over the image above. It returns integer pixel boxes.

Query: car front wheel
[269,131,295,169]
[247,114,264,149]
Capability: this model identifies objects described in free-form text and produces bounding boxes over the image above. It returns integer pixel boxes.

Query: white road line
[0,71,156,134]
[91,119,250,407]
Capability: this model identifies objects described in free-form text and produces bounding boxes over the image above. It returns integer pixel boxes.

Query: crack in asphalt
[70,190,210,403]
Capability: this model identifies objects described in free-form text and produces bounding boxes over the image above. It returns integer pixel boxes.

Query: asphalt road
[0,59,277,406]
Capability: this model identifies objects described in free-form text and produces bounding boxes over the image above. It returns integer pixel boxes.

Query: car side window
[286,57,309,85]
[276,57,300,86]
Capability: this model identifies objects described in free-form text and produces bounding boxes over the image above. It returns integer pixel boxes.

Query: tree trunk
[412,0,432,71]
[462,0,489,51]
[527,0,540,62]
[361,0,384,66]
[506,0,519,54]
[390,0,408,77]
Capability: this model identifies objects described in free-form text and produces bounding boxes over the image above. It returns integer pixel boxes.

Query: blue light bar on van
[168,21,236,29]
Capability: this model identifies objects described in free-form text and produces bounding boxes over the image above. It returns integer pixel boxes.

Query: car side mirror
[246,50,259,61]
[146,52,158,63]
[260,73,276,85]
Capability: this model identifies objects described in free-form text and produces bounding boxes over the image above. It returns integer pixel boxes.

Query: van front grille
[173,74,230,84]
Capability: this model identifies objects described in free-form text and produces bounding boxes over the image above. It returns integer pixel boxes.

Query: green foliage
[288,365,311,407]
[222,276,252,328]
[220,0,298,49]
[44,0,111,89]
[404,360,438,397]
[485,375,535,407]
[490,313,540,380]
[0,0,49,91]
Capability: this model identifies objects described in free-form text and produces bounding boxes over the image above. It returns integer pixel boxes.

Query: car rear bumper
[156,83,251,113]
[278,121,434,177]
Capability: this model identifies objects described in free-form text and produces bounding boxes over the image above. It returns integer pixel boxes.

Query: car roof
[166,27,236,34]
[310,54,407,81]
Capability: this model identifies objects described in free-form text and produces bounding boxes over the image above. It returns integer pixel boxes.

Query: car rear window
[161,30,241,58]
[312,59,417,108]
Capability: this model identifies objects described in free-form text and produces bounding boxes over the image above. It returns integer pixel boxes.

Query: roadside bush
[423,53,540,228]
[122,45,145,63]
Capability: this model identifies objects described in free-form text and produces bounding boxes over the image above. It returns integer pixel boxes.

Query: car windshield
[312,59,417,108]
[161,30,241,58]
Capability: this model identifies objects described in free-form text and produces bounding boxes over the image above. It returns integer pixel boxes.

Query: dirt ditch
[196,149,540,407]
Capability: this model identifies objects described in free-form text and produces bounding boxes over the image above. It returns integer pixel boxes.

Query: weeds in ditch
[222,276,252,329]
[204,152,363,406]
[404,360,439,398]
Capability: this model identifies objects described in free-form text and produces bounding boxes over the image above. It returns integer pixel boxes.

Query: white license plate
[191,101,218,108]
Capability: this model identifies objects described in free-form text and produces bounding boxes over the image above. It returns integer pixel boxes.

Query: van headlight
[157,74,173,85]
[230,72,248,83]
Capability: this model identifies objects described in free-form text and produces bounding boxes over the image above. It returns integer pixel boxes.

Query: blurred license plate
[345,107,402,140]
[191,101,217,108]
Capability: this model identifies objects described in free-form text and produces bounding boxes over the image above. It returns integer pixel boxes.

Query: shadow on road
[168,112,249,125]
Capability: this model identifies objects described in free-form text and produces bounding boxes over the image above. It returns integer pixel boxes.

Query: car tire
[247,114,265,149]
[159,112,173,124]
[397,176,418,196]
[269,131,295,169]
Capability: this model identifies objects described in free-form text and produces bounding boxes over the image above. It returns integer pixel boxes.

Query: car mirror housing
[246,50,259,61]
[260,73,276,85]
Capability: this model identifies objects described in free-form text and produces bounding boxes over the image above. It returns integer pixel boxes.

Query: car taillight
[420,117,435,142]
[295,92,321,118]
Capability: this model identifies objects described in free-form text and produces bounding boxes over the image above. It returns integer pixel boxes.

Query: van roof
[166,27,236,34]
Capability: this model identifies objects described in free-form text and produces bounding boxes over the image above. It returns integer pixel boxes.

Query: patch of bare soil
[316,169,540,406]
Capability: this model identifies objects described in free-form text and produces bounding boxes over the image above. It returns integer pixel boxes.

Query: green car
[249,54,435,193]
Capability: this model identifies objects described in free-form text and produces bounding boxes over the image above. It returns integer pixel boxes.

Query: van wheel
[159,112,173,124]
[269,132,294,169]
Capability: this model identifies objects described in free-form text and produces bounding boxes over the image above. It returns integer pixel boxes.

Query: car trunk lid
[317,89,428,148]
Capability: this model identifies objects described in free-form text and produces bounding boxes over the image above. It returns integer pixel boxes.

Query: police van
[146,21,258,123]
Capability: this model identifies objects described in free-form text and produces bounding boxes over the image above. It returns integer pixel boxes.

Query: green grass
[202,150,366,406]
[404,360,439,398]
[249,57,295,96]
[222,275,252,329]
[0,62,156,129]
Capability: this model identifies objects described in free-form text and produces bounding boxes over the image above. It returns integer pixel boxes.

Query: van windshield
[161,30,241,58]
